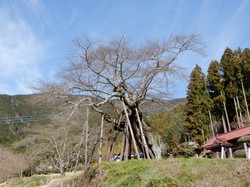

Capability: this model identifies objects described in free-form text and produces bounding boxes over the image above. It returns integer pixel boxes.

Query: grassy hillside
[0,171,83,187]
[2,158,250,187]
[0,94,187,184]
[82,158,250,187]
[0,94,47,117]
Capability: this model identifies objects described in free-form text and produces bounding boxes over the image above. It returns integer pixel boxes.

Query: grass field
[1,158,250,187]
[83,158,250,187]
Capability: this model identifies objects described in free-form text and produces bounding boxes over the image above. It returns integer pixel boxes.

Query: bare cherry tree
[36,97,91,175]
[37,33,204,160]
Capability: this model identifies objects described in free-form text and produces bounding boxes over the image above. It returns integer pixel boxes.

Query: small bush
[233,149,246,158]
[0,125,18,146]
[146,177,179,187]
[237,135,250,143]
[13,144,27,153]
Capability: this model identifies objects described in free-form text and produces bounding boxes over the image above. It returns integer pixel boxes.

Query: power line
[0,114,50,124]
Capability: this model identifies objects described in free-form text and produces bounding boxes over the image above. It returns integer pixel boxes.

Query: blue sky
[0,0,250,98]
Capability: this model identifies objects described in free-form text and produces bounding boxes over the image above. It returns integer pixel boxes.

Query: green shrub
[0,125,18,146]
[233,149,246,158]
[237,135,250,143]
[146,177,179,187]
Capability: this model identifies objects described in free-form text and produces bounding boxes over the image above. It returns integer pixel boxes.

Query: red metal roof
[203,125,250,149]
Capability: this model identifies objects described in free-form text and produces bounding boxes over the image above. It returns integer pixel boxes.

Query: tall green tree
[220,48,244,124]
[207,60,225,132]
[240,49,250,102]
[240,48,250,122]
[185,65,212,144]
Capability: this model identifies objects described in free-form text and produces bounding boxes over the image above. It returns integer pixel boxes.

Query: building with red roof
[202,125,250,158]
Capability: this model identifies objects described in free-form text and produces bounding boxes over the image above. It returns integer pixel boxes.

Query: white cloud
[0,3,44,95]
[25,0,44,12]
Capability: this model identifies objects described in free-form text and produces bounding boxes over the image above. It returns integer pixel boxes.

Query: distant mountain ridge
[0,94,187,118]
[0,94,47,118]
[141,98,187,116]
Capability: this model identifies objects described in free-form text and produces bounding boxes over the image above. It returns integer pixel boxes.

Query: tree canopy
[185,47,250,142]
[36,33,204,160]
[185,65,211,144]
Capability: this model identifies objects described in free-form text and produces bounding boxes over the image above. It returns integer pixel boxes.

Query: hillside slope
[0,94,186,183]
[0,94,186,118]
[2,158,250,187]
[81,158,250,187]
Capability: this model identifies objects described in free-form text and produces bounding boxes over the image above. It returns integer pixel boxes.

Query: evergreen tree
[220,47,243,123]
[240,48,250,103]
[185,65,212,144]
[207,60,223,98]
[207,60,225,132]
[240,48,250,122]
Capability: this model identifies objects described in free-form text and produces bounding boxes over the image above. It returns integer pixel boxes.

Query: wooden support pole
[221,146,225,159]
[84,107,89,165]
[98,115,104,163]
[135,108,150,159]
[125,124,129,161]
[244,143,248,159]
[122,100,140,160]
[229,148,233,158]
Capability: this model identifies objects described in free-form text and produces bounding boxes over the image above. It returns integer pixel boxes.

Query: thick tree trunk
[128,106,155,159]
[122,101,140,160]
[119,99,155,160]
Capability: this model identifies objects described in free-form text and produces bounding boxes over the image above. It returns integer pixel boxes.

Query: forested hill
[0,94,47,118]
[141,98,187,116]
[0,93,187,182]
[0,94,186,118]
